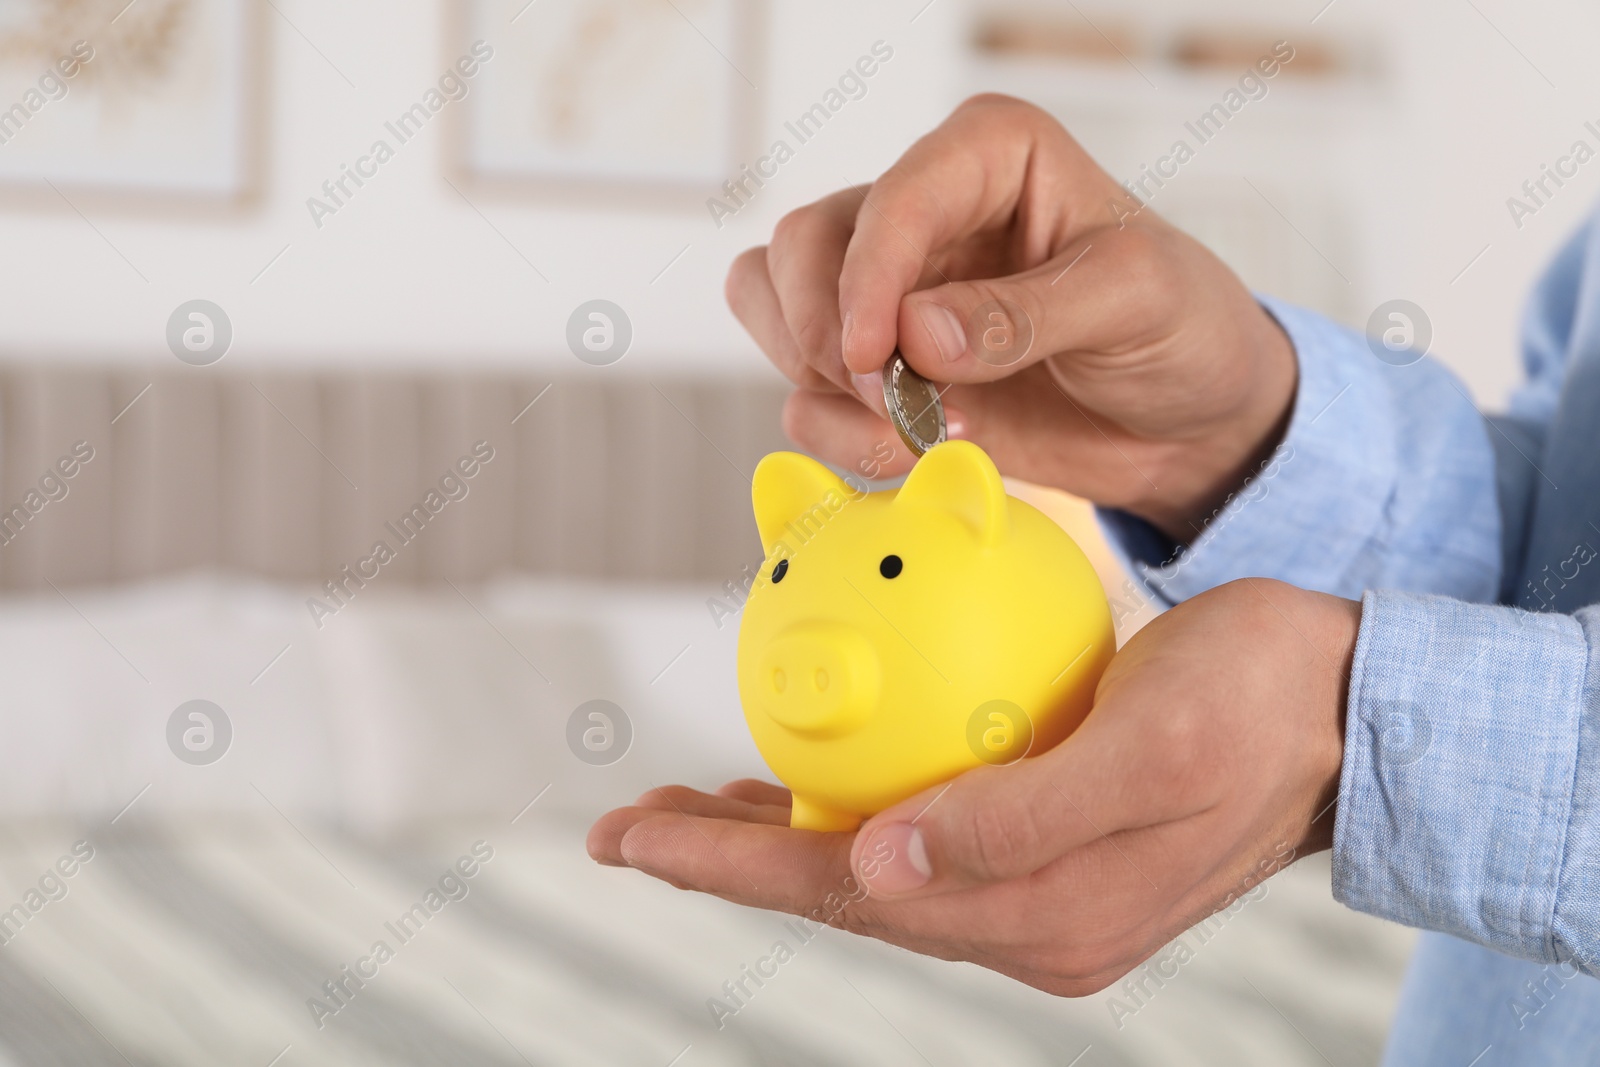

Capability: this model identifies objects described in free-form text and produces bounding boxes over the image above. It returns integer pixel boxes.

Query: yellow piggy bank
[737,440,1115,832]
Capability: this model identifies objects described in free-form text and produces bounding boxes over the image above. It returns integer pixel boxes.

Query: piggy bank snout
[754,624,879,737]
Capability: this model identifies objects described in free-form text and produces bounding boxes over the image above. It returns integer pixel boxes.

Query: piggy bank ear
[751,452,856,556]
[894,440,1007,545]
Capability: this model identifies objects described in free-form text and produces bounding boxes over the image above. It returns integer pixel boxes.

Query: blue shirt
[1100,214,1600,1064]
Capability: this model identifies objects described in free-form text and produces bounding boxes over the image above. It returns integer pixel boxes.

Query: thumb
[895,229,1157,384]
[847,715,1169,899]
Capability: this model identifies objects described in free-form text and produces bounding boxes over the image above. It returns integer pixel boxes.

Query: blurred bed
[0,574,1415,1067]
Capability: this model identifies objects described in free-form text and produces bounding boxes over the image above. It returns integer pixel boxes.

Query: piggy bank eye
[878,554,903,579]
[770,559,789,584]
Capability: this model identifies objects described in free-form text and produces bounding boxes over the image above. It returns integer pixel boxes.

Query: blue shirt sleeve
[1336,591,1600,976]
[1490,218,1592,602]
[1329,220,1600,966]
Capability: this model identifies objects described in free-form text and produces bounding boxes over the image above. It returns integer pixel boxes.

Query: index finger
[837,94,1122,376]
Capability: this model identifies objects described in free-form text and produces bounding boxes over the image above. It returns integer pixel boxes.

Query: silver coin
[881,352,947,457]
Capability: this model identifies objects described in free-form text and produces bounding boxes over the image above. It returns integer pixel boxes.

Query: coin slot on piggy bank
[736,440,1115,832]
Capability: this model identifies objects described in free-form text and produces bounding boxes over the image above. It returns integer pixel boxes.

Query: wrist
[1298,589,1361,855]
[1133,308,1299,543]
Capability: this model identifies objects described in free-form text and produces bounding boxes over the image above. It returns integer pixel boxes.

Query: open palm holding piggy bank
[737,440,1115,831]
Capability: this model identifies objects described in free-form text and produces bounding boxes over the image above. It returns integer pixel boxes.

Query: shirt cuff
[1333,589,1589,965]
[1096,295,1397,604]
[1554,608,1600,969]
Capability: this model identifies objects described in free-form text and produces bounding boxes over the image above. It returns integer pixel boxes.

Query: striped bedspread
[0,813,1413,1067]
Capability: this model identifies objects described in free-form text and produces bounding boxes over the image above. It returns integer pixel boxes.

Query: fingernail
[944,404,967,439]
[852,371,887,416]
[840,310,856,359]
[859,822,932,895]
[919,303,968,363]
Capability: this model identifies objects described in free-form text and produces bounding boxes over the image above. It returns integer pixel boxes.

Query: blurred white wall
[0,0,1596,405]
[1359,0,1600,406]
[0,0,964,375]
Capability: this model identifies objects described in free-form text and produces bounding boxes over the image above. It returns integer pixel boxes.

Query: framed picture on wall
[451,0,762,200]
[0,0,257,201]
